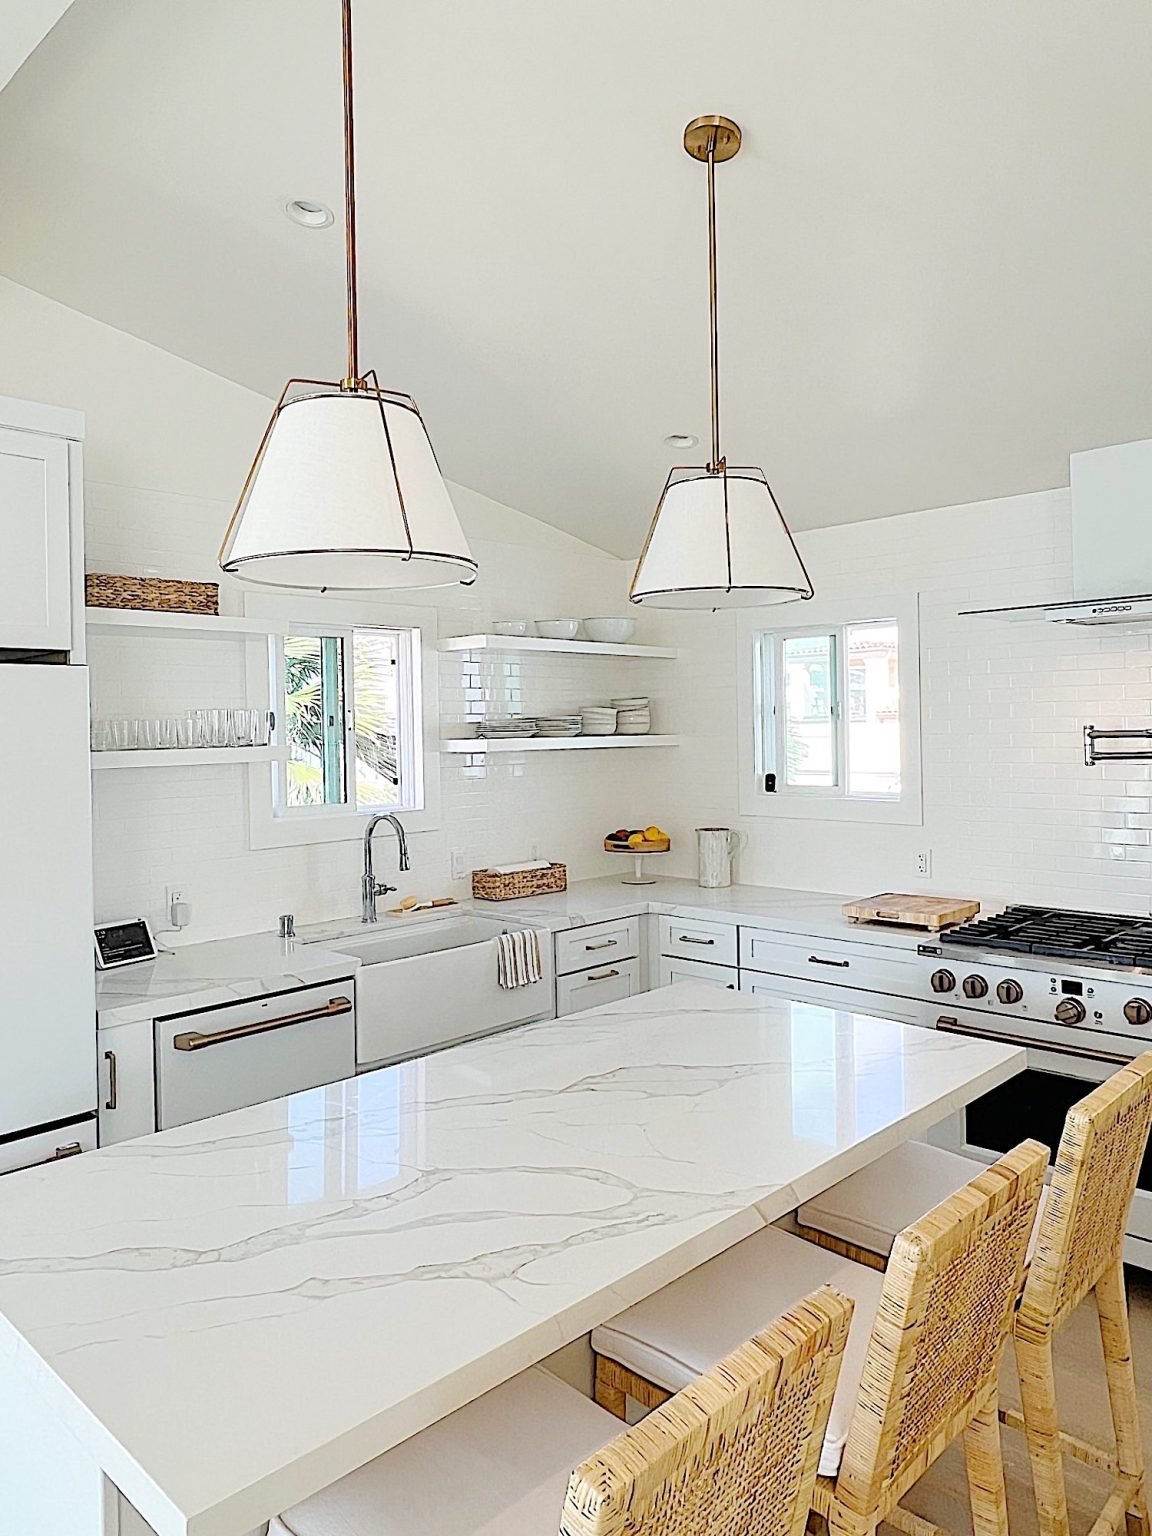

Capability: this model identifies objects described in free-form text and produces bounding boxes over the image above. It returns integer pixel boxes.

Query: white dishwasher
[154,980,357,1130]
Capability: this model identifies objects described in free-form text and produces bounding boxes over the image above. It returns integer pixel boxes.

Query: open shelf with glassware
[440,634,677,660]
[440,735,680,753]
[92,746,286,771]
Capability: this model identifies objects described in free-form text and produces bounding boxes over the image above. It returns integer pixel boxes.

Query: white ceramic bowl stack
[492,620,536,637]
[579,704,618,736]
[612,696,651,735]
[535,714,582,739]
[474,716,537,739]
[582,617,636,644]
[535,619,582,640]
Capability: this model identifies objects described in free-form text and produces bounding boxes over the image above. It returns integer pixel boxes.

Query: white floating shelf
[85,608,285,637]
[440,735,680,753]
[92,746,286,770]
[440,633,677,660]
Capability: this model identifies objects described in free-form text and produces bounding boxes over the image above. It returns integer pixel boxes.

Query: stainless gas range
[915,904,1152,1266]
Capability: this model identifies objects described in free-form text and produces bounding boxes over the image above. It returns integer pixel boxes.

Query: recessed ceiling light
[284,198,334,229]
[663,433,699,449]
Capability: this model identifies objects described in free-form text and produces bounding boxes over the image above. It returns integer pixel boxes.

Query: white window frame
[242,593,442,850]
[736,592,923,825]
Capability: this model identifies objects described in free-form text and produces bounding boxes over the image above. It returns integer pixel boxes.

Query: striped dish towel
[496,929,543,989]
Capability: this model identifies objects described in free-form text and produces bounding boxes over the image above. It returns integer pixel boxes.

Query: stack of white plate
[535,714,582,738]
[612,696,651,735]
[580,704,618,736]
[475,716,537,739]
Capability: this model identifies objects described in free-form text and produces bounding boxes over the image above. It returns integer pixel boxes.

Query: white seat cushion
[797,1140,1049,1263]
[591,1225,884,1478]
[270,1367,618,1536]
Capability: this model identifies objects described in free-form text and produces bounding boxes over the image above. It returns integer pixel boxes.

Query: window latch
[763,772,777,793]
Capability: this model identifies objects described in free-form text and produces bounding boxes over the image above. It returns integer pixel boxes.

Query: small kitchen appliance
[94,918,158,969]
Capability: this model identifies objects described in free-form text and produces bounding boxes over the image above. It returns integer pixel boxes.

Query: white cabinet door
[0,426,71,651]
[738,971,931,1027]
[557,958,641,1016]
[97,1019,157,1145]
[656,956,738,990]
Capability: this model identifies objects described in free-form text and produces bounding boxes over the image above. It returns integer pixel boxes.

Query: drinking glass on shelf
[111,718,138,751]
[203,709,233,748]
[137,718,160,750]
[176,713,200,749]
[230,708,258,747]
[157,716,179,750]
[254,710,271,747]
[90,719,112,752]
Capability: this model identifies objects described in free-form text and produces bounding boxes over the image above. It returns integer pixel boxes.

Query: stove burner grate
[944,905,1152,967]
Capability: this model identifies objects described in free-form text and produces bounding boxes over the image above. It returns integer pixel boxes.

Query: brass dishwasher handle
[935,1016,1131,1066]
[588,969,621,981]
[808,955,849,968]
[679,936,715,946]
[172,995,353,1052]
[585,940,617,951]
[104,1049,118,1111]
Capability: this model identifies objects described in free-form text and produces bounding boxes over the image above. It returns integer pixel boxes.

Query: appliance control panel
[94,917,157,969]
[919,953,1152,1037]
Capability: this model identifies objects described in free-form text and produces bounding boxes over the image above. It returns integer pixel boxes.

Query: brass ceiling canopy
[682,115,742,164]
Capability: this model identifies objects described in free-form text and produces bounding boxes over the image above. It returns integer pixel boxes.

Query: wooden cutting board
[842,893,980,932]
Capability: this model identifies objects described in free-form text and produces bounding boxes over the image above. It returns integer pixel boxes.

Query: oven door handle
[935,1016,1133,1066]
[172,996,353,1053]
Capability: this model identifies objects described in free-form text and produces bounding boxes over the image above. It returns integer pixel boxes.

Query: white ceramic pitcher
[696,826,739,888]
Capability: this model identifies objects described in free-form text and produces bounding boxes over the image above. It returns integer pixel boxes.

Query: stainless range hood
[962,439,1152,625]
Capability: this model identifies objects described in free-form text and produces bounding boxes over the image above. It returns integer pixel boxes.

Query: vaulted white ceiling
[1,0,1151,555]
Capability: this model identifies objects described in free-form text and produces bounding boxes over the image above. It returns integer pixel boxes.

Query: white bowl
[535,619,581,640]
[492,620,536,637]
[583,618,637,644]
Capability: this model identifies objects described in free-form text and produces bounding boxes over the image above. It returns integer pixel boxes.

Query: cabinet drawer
[0,1119,95,1176]
[738,927,923,996]
[557,957,641,1016]
[555,917,640,977]
[738,971,931,1027]
[657,955,738,990]
[659,916,737,967]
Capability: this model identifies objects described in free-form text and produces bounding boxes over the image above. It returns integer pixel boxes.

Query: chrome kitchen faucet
[362,813,410,923]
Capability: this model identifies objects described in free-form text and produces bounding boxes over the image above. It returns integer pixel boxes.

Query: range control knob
[1055,997,1087,1025]
[962,974,989,1000]
[1124,998,1152,1027]
[930,969,956,994]
[996,979,1024,1006]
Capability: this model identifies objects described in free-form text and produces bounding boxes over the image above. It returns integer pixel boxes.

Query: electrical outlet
[914,851,932,878]
[165,884,187,912]
[449,851,466,881]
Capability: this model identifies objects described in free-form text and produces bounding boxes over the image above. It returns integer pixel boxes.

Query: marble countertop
[95,933,361,1029]
[0,981,1024,1536]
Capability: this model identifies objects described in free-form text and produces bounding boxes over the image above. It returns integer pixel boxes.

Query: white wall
[656,486,1152,914]
[0,278,676,940]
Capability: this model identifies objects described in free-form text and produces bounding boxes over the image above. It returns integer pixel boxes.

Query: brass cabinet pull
[585,939,617,951]
[172,995,353,1053]
[935,1016,1130,1066]
[679,935,716,946]
[587,969,621,981]
[49,1142,83,1161]
[104,1049,118,1112]
[808,955,850,968]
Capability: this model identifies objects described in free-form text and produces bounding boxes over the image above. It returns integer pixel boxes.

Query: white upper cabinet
[0,397,84,655]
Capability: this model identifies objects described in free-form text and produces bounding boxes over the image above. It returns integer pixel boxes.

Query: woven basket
[472,863,567,902]
[85,574,219,615]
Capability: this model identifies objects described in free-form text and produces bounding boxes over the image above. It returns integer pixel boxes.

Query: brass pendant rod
[706,128,722,472]
[341,0,360,387]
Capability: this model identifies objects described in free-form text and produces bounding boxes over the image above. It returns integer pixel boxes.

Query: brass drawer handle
[808,955,849,968]
[585,940,617,951]
[679,935,716,946]
[173,995,353,1052]
[587,969,621,981]
[104,1049,118,1112]
[49,1143,83,1162]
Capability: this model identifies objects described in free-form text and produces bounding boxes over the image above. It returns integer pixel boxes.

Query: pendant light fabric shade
[630,465,813,609]
[220,385,477,590]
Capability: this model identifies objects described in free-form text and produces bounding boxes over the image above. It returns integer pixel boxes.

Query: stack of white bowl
[535,713,582,739]
[475,715,537,739]
[613,696,651,735]
[580,704,618,736]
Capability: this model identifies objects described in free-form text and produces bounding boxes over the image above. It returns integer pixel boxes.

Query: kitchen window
[738,595,922,824]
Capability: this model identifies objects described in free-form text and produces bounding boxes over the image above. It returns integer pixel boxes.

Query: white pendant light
[630,116,812,610]
[219,0,476,592]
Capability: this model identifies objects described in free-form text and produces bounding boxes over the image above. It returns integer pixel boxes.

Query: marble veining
[0,982,1023,1536]
[95,932,361,1029]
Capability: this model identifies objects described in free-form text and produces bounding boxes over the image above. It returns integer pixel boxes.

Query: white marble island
[0,982,1024,1536]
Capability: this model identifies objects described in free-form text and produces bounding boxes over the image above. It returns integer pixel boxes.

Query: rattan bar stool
[270,1286,852,1536]
[592,1141,1047,1536]
[796,1053,1152,1536]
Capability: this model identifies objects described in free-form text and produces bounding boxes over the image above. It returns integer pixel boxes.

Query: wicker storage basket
[85,574,220,615]
[472,863,567,902]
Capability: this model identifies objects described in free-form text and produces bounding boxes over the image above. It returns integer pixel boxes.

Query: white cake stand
[607,847,670,886]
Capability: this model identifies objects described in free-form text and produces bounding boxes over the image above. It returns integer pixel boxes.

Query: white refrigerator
[0,663,96,1165]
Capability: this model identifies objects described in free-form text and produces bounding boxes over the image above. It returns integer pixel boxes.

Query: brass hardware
[935,1017,1130,1066]
[585,939,617,951]
[808,954,850,968]
[104,1049,118,1112]
[49,1143,83,1161]
[679,936,716,946]
[341,0,359,384]
[683,115,742,164]
[172,996,352,1052]
[588,969,621,981]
